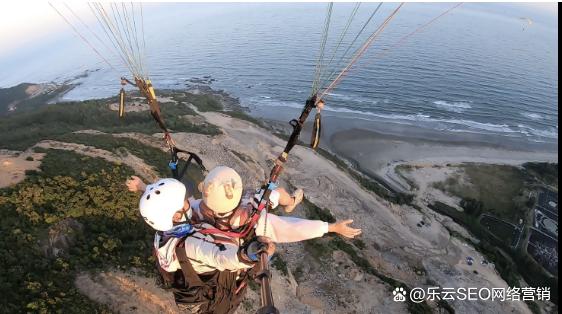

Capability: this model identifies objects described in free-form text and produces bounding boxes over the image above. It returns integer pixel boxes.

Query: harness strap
[120,77,208,179]
[169,146,207,180]
[175,241,206,288]
[198,210,261,238]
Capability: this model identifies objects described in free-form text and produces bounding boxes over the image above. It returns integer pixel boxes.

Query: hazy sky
[0,2,89,57]
[0,2,557,59]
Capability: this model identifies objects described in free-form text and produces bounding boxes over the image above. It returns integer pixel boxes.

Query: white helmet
[201,166,243,214]
[139,178,186,231]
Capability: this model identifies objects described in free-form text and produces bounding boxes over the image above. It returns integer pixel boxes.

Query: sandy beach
[324,125,558,195]
[330,127,557,174]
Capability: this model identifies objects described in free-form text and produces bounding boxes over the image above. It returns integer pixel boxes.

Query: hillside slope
[0,87,546,313]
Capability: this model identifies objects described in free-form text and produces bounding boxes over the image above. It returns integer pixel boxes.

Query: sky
[0,2,557,59]
[0,2,92,58]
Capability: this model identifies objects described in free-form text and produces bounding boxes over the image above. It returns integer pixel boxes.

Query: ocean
[0,3,558,151]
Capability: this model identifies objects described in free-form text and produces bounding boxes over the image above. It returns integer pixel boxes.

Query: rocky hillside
[0,86,551,313]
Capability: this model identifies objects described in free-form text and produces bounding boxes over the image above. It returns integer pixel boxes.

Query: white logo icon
[393,287,407,302]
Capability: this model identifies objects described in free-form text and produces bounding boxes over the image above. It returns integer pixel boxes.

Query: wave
[325,92,381,105]
[517,124,558,139]
[246,97,303,110]
[325,106,557,139]
[433,100,472,113]
[245,96,558,140]
[520,112,543,120]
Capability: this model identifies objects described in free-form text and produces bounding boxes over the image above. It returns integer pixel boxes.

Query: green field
[433,164,527,223]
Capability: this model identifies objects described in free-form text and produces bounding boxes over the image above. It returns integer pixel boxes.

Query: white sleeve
[269,189,280,209]
[255,212,329,243]
[182,236,252,271]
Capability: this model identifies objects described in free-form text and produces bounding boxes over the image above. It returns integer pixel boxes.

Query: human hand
[242,237,276,264]
[256,236,276,257]
[126,175,146,193]
[328,219,362,238]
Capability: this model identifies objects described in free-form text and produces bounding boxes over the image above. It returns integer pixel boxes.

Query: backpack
[154,238,251,314]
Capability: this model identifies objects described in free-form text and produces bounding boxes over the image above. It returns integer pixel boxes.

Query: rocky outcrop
[41,218,84,258]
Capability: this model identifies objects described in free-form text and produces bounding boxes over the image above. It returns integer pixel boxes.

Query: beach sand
[330,128,558,180]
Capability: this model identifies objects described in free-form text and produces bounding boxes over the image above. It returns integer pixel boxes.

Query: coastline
[4,80,557,176]
[248,102,557,191]
[1,82,557,313]
[328,127,557,191]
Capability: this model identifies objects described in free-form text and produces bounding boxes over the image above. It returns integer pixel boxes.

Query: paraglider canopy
[519,17,533,30]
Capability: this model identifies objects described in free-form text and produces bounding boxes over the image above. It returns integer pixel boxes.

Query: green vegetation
[315,148,414,205]
[247,277,259,292]
[428,201,524,288]
[523,162,558,188]
[172,93,222,112]
[329,236,432,314]
[459,198,483,217]
[430,162,559,305]
[271,254,289,277]
[433,164,526,223]
[395,164,419,191]
[352,239,366,250]
[0,83,73,115]
[54,133,205,194]
[172,91,264,126]
[0,149,153,312]
[0,83,35,111]
[428,201,468,223]
[302,198,336,223]
[480,216,517,247]
[0,96,220,151]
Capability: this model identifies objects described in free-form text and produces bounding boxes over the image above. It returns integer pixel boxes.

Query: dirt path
[0,149,45,188]
[76,270,179,314]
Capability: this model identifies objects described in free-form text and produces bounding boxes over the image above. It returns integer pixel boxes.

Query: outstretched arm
[256,212,362,243]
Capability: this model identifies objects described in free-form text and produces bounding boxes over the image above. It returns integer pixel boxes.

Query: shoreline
[1,82,557,313]
[3,81,558,186]
[6,76,557,155]
[328,127,557,193]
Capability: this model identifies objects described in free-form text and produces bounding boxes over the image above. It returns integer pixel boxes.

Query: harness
[197,95,322,314]
[155,235,249,314]
[199,96,320,240]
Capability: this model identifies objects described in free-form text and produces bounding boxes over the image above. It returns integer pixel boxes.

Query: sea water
[0,3,557,150]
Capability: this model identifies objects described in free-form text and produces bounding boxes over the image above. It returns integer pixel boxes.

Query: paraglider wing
[519,17,533,30]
